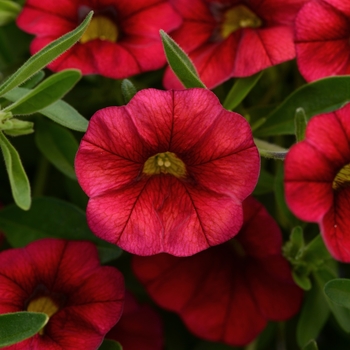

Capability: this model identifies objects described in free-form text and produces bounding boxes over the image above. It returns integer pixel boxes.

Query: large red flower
[107,292,163,350]
[295,0,350,82]
[0,238,124,349]
[75,88,260,256]
[132,196,303,346]
[16,0,181,79]
[163,0,306,89]
[285,104,350,262]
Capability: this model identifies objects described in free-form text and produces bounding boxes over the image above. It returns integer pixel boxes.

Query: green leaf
[35,118,78,180]
[297,282,330,347]
[19,70,45,89]
[292,272,312,291]
[121,79,137,104]
[99,339,123,350]
[4,69,81,115]
[3,87,89,132]
[303,340,318,350]
[302,235,331,267]
[324,279,350,309]
[255,76,350,137]
[254,137,288,160]
[97,245,123,264]
[253,169,274,195]
[0,311,48,347]
[0,196,122,261]
[0,0,21,26]
[0,11,93,96]
[0,132,31,210]
[294,107,307,142]
[223,71,263,110]
[160,29,206,89]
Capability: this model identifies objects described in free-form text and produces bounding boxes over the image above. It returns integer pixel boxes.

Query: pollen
[80,15,118,44]
[221,5,262,39]
[333,163,350,190]
[27,296,59,335]
[143,151,186,178]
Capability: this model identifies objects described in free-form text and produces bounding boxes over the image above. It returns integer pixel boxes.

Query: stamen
[80,16,118,44]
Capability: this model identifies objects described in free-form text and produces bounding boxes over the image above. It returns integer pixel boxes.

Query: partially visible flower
[295,0,350,82]
[132,197,303,346]
[164,0,306,89]
[0,238,124,349]
[285,104,350,262]
[75,88,260,256]
[17,0,181,79]
[107,292,163,350]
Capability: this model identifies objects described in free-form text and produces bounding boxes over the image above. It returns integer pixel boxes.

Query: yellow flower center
[221,5,262,39]
[333,163,350,190]
[27,296,59,335]
[143,152,186,178]
[80,15,118,44]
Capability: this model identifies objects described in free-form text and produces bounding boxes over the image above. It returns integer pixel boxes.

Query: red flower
[163,0,306,89]
[75,88,260,256]
[285,104,350,262]
[107,292,163,350]
[132,197,302,346]
[0,239,124,349]
[16,0,181,79]
[295,0,350,82]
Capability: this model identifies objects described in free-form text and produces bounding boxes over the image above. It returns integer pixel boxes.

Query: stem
[32,157,49,197]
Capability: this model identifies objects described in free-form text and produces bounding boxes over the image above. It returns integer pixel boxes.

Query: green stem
[32,157,49,197]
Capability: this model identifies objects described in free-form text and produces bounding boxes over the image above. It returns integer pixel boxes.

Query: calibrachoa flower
[285,104,350,262]
[132,196,303,346]
[295,0,350,82]
[163,0,306,89]
[16,0,181,79]
[0,238,125,349]
[107,292,163,350]
[75,88,260,256]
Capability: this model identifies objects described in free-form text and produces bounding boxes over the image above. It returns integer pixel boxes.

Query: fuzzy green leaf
[0,312,48,347]
[121,79,137,104]
[255,76,350,137]
[4,69,81,115]
[160,29,205,89]
[35,118,78,179]
[0,132,31,210]
[0,11,92,96]
[3,87,88,132]
[223,72,263,110]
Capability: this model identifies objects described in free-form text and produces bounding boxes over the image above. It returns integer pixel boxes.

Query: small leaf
[292,272,312,291]
[99,339,123,350]
[324,279,350,309]
[4,69,81,115]
[294,107,307,142]
[223,71,263,110]
[255,76,350,137]
[0,132,31,210]
[291,226,304,249]
[0,11,93,96]
[254,138,288,160]
[121,79,137,104]
[160,29,206,89]
[303,340,318,350]
[3,87,88,132]
[0,0,21,26]
[297,282,330,347]
[302,235,331,267]
[35,118,78,179]
[0,311,48,347]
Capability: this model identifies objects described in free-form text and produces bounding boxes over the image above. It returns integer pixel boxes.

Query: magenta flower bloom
[16,0,181,79]
[295,0,350,82]
[107,292,163,350]
[285,104,350,262]
[132,196,303,346]
[75,88,259,256]
[0,239,124,349]
[163,0,306,89]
